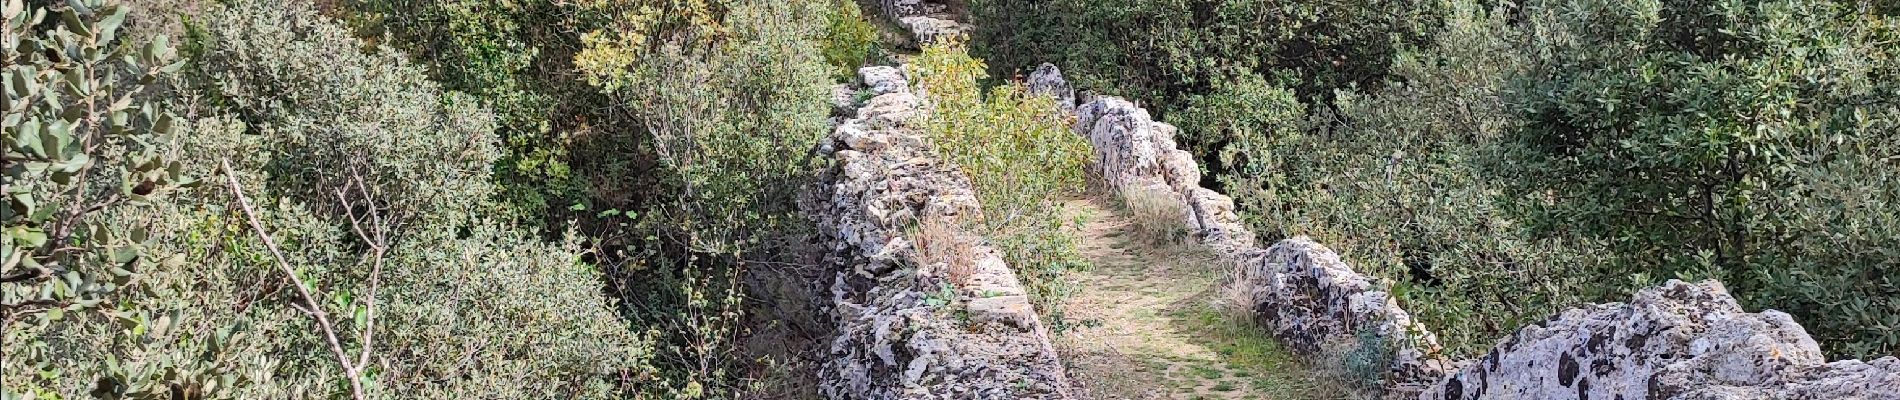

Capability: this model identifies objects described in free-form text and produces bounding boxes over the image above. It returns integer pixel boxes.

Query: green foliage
[564,0,837,395]
[1219,0,1899,358]
[577,0,831,256]
[821,0,879,80]
[1175,72,1306,180]
[6,1,657,398]
[190,0,501,224]
[341,0,845,395]
[911,38,1094,318]
[969,0,1444,175]
[1217,1,1617,357]
[341,0,586,221]
[1495,0,1900,357]
[3,0,187,349]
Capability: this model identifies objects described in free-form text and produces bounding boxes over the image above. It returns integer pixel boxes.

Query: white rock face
[899,16,968,45]
[805,66,1075,400]
[1027,63,1076,112]
[1421,280,1900,400]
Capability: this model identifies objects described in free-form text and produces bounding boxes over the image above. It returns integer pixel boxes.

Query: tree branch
[220,158,368,400]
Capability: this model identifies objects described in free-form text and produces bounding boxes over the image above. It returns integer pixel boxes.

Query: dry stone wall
[876,0,970,47]
[803,66,1074,399]
[1032,64,1900,400]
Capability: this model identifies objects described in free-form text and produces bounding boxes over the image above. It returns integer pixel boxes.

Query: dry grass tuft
[912,219,980,287]
[1121,185,1192,245]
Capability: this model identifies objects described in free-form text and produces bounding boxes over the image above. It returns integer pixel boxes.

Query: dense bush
[910,38,1094,322]
[340,0,592,221]
[5,0,192,368]
[338,0,846,395]
[568,0,840,395]
[1494,0,1900,357]
[822,0,881,80]
[5,1,657,398]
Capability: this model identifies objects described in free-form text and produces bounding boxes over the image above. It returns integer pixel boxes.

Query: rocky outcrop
[1038,65,1900,400]
[805,66,1073,399]
[1424,280,1900,400]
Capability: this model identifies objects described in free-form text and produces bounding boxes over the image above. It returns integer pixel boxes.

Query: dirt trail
[1055,198,1344,400]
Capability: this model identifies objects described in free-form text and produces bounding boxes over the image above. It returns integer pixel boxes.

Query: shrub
[6,1,659,398]
[1223,0,1899,358]
[191,0,500,223]
[1495,0,1900,357]
[566,0,836,395]
[4,0,193,392]
[340,0,590,221]
[969,0,1445,178]
[821,0,880,80]
[910,37,1093,319]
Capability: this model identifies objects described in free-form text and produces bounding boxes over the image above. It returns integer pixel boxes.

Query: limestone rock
[1421,280,1900,400]
[1027,63,1076,112]
[1233,238,1448,394]
[859,66,908,96]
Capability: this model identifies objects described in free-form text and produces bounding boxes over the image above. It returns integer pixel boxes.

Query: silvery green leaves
[3,0,182,323]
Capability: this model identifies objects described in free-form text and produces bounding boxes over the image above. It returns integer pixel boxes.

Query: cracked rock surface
[1422,280,1900,400]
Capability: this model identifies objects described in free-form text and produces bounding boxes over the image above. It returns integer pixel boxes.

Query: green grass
[1190,364,1224,379]
[1180,309,1347,399]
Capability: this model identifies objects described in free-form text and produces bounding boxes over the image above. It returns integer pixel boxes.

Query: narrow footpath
[1054,198,1343,400]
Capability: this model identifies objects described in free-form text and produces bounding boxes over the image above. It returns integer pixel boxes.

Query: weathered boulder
[806,63,1074,400]
[878,0,947,18]
[1235,238,1452,394]
[1026,63,1076,112]
[1422,280,1900,400]
[832,83,861,117]
[860,92,922,130]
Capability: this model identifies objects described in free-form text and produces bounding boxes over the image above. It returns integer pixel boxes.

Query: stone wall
[803,66,1074,399]
[875,0,969,47]
[1034,64,1900,400]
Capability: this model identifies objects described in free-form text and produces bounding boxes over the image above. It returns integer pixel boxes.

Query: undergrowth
[909,36,1093,324]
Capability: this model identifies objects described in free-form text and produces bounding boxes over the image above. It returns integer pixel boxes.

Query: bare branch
[220,158,367,400]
